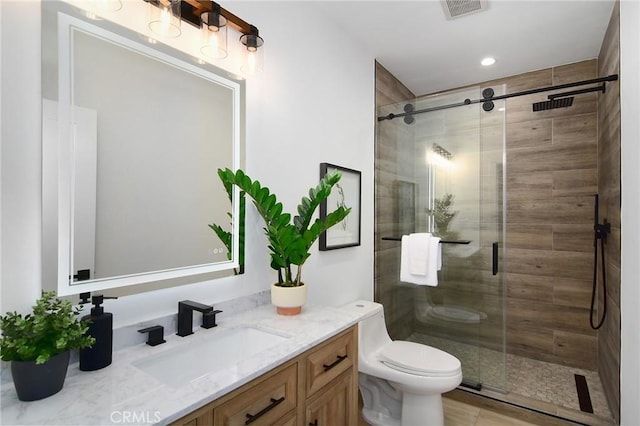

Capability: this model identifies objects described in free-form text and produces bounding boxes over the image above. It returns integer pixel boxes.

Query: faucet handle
[202,310,223,329]
[138,325,166,346]
[179,300,213,312]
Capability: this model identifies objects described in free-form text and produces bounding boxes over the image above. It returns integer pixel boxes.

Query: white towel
[400,234,442,286]
[408,233,431,275]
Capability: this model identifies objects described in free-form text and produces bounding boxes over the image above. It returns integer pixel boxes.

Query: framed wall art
[319,163,361,250]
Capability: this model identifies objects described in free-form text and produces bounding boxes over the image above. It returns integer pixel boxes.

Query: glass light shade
[239,32,264,75]
[200,12,228,59]
[91,0,122,11]
[148,0,181,38]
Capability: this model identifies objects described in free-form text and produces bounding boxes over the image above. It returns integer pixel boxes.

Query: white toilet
[358,302,462,426]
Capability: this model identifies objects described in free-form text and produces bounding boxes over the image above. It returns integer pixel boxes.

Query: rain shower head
[532,97,574,112]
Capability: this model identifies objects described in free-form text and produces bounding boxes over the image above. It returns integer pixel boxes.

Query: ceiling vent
[441,0,488,20]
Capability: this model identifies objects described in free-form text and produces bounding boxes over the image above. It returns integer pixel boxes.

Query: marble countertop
[0,299,380,425]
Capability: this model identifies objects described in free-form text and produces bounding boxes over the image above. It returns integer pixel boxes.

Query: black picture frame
[319,163,361,250]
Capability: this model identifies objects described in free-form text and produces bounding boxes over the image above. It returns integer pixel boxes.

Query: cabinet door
[214,363,297,426]
[179,410,213,426]
[306,328,356,397]
[305,371,355,426]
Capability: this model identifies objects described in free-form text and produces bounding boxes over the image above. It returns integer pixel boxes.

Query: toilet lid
[380,341,461,377]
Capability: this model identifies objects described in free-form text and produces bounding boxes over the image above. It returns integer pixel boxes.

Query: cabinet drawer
[306,328,356,397]
[214,363,297,426]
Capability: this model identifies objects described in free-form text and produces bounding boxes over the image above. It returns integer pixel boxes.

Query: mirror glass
[42,1,244,296]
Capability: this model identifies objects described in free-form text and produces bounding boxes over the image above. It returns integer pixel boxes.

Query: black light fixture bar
[182,1,253,34]
[378,74,618,122]
[145,0,257,37]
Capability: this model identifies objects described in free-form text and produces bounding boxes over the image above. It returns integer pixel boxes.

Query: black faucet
[176,300,213,337]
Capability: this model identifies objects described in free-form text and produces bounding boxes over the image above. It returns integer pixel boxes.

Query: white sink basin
[133,327,289,387]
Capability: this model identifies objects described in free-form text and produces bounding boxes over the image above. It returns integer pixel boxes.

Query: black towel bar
[381,236,471,245]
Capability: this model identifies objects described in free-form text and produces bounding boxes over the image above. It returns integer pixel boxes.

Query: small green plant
[429,193,459,240]
[209,174,246,275]
[217,168,351,286]
[0,291,95,364]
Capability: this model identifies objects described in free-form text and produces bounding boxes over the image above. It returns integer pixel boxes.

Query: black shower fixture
[482,88,494,98]
[532,97,574,112]
[378,74,618,122]
[481,88,495,111]
[482,101,495,112]
[403,103,415,124]
[590,194,611,330]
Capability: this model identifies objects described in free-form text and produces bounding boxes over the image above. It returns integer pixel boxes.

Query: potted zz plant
[217,168,351,315]
[0,291,95,401]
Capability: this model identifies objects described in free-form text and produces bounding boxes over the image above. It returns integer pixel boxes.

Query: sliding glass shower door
[375,85,506,391]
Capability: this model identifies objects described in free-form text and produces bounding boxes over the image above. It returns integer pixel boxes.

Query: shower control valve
[594,220,611,242]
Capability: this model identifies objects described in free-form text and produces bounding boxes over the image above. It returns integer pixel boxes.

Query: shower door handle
[492,242,499,275]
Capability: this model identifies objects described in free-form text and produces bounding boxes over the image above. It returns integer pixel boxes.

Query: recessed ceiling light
[481,57,496,66]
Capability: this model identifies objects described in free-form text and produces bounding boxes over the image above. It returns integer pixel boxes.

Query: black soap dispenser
[80,294,117,371]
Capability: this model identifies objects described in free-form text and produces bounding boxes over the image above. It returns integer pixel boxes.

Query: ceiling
[314,0,615,96]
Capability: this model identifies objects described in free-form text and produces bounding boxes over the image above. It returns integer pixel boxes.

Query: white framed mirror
[42,2,244,296]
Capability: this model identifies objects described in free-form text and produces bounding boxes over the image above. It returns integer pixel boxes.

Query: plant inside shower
[428,193,459,240]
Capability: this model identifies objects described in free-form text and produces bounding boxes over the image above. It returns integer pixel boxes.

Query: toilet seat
[380,341,461,377]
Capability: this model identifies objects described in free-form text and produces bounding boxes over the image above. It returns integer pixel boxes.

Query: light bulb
[247,51,256,75]
[148,0,181,38]
[160,9,171,34]
[200,12,227,59]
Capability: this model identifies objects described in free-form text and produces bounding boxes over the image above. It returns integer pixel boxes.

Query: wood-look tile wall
[597,2,621,422]
[497,60,600,370]
[374,61,415,339]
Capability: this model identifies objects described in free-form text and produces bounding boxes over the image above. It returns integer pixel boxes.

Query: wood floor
[358,393,577,426]
[443,397,549,426]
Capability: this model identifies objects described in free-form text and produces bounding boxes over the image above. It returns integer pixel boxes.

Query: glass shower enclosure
[375,85,507,391]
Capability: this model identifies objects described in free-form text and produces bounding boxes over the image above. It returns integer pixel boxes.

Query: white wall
[620,1,640,423]
[0,1,374,326]
[1,1,43,314]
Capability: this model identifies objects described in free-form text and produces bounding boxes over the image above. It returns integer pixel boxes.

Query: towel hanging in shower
[400,233,441,286]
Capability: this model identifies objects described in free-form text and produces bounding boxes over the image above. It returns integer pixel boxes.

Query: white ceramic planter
[270,283,307,315]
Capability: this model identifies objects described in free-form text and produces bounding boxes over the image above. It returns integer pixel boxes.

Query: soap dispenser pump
[80,294,117,371]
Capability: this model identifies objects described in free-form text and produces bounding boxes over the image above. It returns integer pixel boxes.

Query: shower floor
[408,333,614,425]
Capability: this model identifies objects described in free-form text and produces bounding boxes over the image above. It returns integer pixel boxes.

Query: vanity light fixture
[432,143,453,160]
[144,0,265,74]
[200,3,228,59]
[147,0,181,38]
[427,143,454,170]
[240,26,264,75]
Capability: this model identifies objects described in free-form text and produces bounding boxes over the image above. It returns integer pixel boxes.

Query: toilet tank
[358,303,393,357]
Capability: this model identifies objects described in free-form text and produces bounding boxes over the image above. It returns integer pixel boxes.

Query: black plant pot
[11,350,70,401]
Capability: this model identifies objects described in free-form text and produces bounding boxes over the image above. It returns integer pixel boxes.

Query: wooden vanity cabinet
[172,325,358,426]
